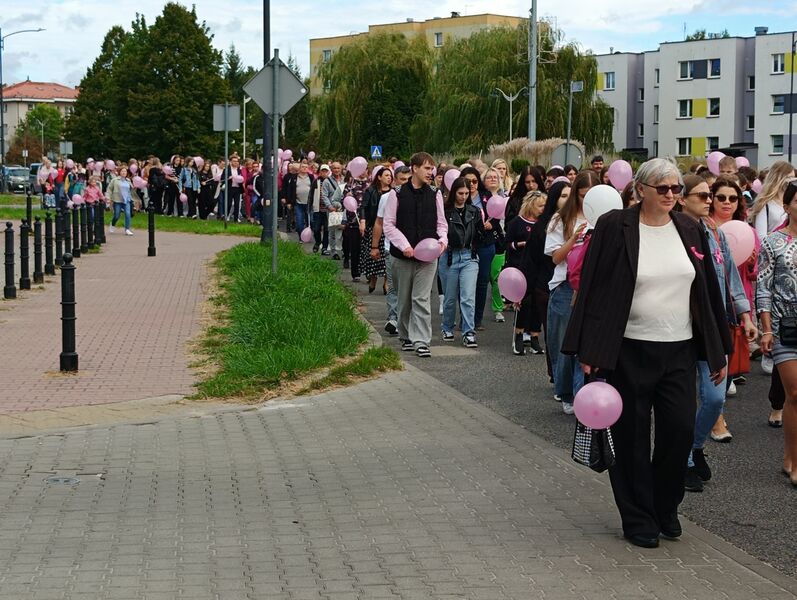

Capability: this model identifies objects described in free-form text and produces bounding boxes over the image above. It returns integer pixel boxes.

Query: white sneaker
[125,229,133,236]
[727,381,737,397]
[562,402,575,415]
[438,294,444,316]
[762,355,774,374]
[109,225,116,233]
[494,312,505,323]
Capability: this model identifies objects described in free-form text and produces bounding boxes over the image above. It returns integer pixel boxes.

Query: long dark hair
[445,177,470,210]
[539,181,570,229]
[369,165,392,192]
[460,166,487,199]
[509,166,544,203]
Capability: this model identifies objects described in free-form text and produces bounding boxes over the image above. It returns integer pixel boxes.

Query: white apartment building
[595,27,796,169]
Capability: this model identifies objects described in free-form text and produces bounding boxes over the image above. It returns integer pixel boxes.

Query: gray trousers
[385,254,398,323]
[392,257,437,348]
[329,225,343,254]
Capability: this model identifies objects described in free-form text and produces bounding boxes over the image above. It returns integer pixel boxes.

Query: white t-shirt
[544,216,587,291]
[377,192,391,252]
[624,221,695,342]
[753,200,786,240]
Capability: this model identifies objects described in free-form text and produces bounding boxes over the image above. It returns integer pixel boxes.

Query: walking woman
[147,157,166,214]
[562,158,731,548]
[359,166,392,293]
[341,170,369,281]
[544,170,599,413]
[506,165,545,226]
[107,165,135,235]
[439,177,483,348]
[491,158,513,195]
[180,158,200,218]
[758,179,797,488]
[484,167,509,322]
[198,161,215,219]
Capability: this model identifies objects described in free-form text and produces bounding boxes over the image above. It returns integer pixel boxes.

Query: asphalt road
[349,272,797,579]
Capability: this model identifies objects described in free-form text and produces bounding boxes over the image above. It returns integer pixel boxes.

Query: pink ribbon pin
[690,246,704,260]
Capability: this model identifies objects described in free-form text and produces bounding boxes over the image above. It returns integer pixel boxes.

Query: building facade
[595,28,796,169]
[309,13,526,96]
[1,80,79,163]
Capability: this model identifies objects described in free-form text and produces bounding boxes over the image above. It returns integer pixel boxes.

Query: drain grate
[45,476,80,486]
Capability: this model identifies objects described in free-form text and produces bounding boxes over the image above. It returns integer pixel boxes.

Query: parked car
[3,166,30,194]
[29,163,42,195]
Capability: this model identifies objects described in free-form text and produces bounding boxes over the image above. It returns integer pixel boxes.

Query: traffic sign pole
[271,49,280,274]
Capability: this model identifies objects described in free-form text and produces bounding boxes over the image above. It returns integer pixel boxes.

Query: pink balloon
[751,179,763,194]
[720,221,756,266]
[735,156,750,168]
[343,195,358,212]
[284,149,293,160]
[497,267,526,303]
[129,163,138,174]
[194,156,204,170]
[132,176,146,189]
[607,160,633,190]
[706,151,725,176]
[65,158,75,170]
[71,194,82,204]
[574,381,623,430]
[179,193,188,203]
[105,159,116,171]
[66,200,74,209]
[413,238,442,262]
[300,227,313,242]
[163,165,174,176]
[485,195,508,220]
[443,169,461,190]
[94,163,103,173]
[234,174,244,184]
[213,173,221,182]
[307,151,316,161]
[348,156,368,179]
[393,160,405,171]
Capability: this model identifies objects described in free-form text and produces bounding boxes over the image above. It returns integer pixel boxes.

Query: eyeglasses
[641,182,684,196]
[714,193,739,203]
[465,178,478,186]
[688,191,712,201]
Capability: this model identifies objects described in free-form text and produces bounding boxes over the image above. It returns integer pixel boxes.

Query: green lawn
[0,194,27,206]
[194,241,400,400]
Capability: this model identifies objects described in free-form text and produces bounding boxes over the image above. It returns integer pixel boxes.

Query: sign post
[565,81,583,167]
[370,146,382,160]
[213,103,241,230]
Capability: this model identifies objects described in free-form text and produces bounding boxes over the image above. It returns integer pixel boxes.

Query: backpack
[566,230,593,292]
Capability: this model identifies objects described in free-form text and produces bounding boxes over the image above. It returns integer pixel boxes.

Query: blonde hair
[520,191,546,219]
[482,167,503,194]
[750,160,797,219]
[491,158,513,192]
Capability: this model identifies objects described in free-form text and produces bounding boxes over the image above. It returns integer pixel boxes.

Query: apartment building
[595,27,796,169]
[309,13,526,96]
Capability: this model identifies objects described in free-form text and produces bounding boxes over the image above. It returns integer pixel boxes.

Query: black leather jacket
[445,203,483,264]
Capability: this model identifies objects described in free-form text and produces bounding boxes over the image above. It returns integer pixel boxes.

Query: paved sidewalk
[0,227,244,414]
[0,367,793,600]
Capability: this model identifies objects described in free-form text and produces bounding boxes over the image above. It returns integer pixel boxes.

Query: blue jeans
[688,360,728,466]
[112,202,132,230]
[546,281,584,402]
[474,244,496,326]
[438,250,479,336]
[295,204,309,233]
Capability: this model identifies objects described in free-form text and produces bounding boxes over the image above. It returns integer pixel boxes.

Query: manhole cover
[45,476,80,486]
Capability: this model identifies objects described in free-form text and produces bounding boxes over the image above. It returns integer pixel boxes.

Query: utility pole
[528,0,538,141]
[790,31,796,163]
[565,81,584,167]
[261,0,274,240]
[493,88,528,142]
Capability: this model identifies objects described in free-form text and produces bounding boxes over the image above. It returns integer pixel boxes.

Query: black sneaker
[312,244,319,253]
[733,375,746,385]
[321,249,330,256]
[332,254,340,260]
[384,321,398,336]
[659,515,682,539]
[691,448,712,481]
[416,345,431,357]
[513,333,525,355]
[463,333,478,348]
[684,468,704,492]
[529,336,544,354]
[400,340,414,352]
[442,331,454,342]
[343,258,350,269]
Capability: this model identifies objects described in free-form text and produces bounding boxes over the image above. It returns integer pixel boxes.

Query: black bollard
[147,201,156,257]
[55,207,64,268]
[97,203,106,245]
[19,220,31,291]
[71,207,81,258]
[3,223,15,299]
[59,253,78,372]
[62,208,71,263]
[79,204,88,254]
[45,212,55,276]
[25,191,33,236]
[87,205,95,250]
[33,217,44,284]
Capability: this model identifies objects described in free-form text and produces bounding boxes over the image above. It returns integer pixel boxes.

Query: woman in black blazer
[562,158,732,549]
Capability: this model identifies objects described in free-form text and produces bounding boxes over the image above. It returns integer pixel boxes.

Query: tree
[280,55,314,155]
[6,105,63,164]
[315,33,432,157]
[685,29,730,41]
[411,24,614,154]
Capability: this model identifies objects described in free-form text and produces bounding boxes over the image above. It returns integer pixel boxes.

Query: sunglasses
[715,193,739,203]
[688,191,712,201]
[465,178,478,185]
[641,182,684,196]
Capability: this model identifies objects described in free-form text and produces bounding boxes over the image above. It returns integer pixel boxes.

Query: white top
[753,200,786,240]
[377,191,391,252]
[625,221,695,342]
[544,216,587,291]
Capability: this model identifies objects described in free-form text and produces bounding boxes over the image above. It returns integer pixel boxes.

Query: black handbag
[779,316,797,347]
[572,422,616,473]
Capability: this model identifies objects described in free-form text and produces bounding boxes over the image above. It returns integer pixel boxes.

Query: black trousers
[344,226,361,277]
[606,337,696,538]
[313,212,329,248]
[185,189,197,217]
[769,367,785,411]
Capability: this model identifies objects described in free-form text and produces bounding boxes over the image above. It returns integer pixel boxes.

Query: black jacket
[504,216,536,269]
[561,204,732,373]
[445,203,483,257]
[359,186,383,228]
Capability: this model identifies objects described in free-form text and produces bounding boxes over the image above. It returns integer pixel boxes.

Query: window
[679,60,694,79]
[653,104,659,124]
[747,115,755,130]
[604,72,615,90]
[638,123,644,137]
[709,58,721,78]
[638,87,644,102]
[323,78,331,92]
[773,95,785,114]
[434,32,443,47]
[707,136,719,151]
[773,53,785,74]
[678,99,693,118]
[677,137,692,156]
[708,97,720,117]
[322,49,331,62]
[27,103,35,110]
[747,75,755,91]
[654,68,660,86]
[772,134,784,154]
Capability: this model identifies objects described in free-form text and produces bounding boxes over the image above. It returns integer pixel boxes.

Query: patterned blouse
[756,230,797,338]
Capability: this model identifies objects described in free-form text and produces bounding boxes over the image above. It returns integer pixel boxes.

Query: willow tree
[412,23,614,154]
[315,33,432,157]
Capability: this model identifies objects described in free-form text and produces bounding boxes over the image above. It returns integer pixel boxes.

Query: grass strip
[0,194,26,206]
[0,206,260,237]
[195,241,398,399]
[296,347,403,395]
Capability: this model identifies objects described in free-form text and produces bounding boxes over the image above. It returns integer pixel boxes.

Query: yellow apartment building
[309,12,526,95]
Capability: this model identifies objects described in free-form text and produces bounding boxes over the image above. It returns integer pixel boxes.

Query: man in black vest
[383,152,448,358]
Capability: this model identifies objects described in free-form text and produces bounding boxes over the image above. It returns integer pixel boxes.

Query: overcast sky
[2,0,796,88]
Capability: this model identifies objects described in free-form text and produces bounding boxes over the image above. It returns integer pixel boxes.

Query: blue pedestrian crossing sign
[370,145,382,159]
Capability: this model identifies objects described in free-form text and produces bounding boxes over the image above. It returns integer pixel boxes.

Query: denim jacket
[179,167,199,192]
[702,219,750,323]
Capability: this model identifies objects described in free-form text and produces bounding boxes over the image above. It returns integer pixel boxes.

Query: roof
[1,81,79,101]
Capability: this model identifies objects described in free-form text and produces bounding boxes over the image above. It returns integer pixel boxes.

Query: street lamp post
[242,95,252,159]
[33,118,45,157]
[492,87,528,142]
[789,31,796,163]
[565,80,584,167]
[0,27,46,165]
